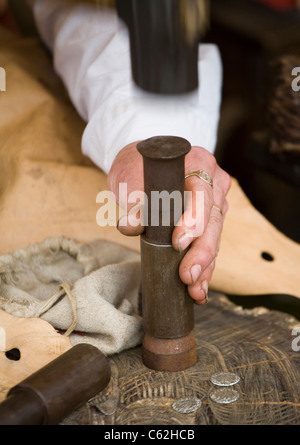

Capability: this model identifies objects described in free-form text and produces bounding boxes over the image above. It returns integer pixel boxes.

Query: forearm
[30,0,223,173]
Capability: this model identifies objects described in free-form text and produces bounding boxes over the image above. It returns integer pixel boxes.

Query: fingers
[107,142,145,236]
[179,200,226,277]
[172,148,222,249]
[188,260,216,305]
[180,200,228,304]
[110,143,231,306]
[117,202,145,236]
[173,147,231,305]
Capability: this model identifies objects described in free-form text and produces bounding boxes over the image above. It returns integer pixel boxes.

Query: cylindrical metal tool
[116,0,200,94]
[137,136,197,372]
[0,344,111,425]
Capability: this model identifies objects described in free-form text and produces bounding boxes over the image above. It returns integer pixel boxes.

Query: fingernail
[201,280,209,300]
[178,232,193,252]
[190,264,202,284]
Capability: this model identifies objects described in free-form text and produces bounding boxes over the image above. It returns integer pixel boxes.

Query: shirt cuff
[32,0,223,174]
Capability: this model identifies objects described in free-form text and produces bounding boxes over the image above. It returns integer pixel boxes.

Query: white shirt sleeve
[32,0,222,174]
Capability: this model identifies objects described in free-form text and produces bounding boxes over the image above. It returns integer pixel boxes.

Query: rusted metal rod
[0,344,111,425]
[137,136,197,372]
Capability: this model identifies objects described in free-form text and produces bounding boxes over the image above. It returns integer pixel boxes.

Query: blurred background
[205,0,300,245]
[205,0,300,317]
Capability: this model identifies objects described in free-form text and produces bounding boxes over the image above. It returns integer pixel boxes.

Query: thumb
[107,142,145,236]
[117,199,145,236]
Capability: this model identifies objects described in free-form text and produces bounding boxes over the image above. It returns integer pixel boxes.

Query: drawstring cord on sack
[36,283,78,337]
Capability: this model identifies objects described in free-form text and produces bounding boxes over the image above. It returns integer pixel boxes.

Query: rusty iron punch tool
[137,136,197,372]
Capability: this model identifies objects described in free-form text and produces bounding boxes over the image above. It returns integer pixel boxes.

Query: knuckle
[202,245,217,265]
[220,169,231,193]
[210,259,217,271]
[223,199,229,215]
[179,264,194,285]
[210,212,222,226]
[206,152,217,170]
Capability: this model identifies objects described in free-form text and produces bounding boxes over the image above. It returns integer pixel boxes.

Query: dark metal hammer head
[116,0,207,94]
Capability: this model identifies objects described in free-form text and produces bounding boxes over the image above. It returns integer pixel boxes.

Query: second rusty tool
[137,135,197,372]
[0,344,111,425]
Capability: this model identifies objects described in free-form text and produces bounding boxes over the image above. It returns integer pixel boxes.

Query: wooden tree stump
[61,292,300,425]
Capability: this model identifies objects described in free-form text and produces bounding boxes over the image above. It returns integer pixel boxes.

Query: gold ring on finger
[212,204,223,216]
[185,170,213,188]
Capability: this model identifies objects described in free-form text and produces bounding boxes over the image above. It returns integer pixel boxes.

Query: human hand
[107,141,231,305]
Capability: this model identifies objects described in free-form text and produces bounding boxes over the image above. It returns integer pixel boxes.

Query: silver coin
[210,372,240,387]
[172,397,202,414]
[209,387,240,404]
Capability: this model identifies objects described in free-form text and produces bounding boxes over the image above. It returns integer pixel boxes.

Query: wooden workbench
[61,292,300,425]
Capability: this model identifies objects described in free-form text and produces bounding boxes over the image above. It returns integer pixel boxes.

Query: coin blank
[172,397,202,413]
[209,387,240,404]
[210,372,240,386]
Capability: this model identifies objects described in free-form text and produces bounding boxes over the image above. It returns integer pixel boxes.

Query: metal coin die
[137,137,196,372]
[209,372,240,405]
